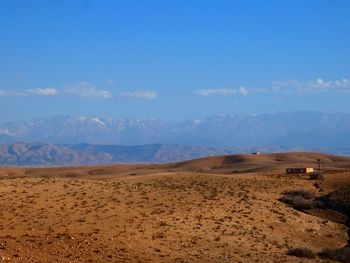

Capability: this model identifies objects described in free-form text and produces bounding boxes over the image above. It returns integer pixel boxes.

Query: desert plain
[0,152,349,262]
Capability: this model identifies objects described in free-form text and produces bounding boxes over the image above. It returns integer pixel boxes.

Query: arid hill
[0,152,349,262]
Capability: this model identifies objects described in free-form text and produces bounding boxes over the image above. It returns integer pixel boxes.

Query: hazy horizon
[2,109,350,124]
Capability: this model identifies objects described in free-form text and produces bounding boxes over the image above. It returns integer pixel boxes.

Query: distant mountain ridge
[1,141,350,166]
[0,142,237,166]
[1,111,350,148]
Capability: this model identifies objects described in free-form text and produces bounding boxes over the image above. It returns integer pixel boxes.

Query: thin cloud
[306,78,350,91]
[119,90,158,99]
[194,87,249,96]
[64,82,112,98]
[27,88,58,96]
[0,90,26,97]
[12,91,27,96]
[273,77,350,93]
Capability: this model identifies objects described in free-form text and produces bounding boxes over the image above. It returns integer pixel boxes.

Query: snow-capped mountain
[1,111,350,148]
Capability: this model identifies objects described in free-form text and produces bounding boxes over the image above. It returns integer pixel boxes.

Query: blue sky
[0,0,350,122]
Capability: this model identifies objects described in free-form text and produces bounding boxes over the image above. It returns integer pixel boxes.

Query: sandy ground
[0,152,349,262]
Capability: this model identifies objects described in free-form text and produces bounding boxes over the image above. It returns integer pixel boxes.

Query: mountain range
[2,141,349,166]
[1,111,350,148]
[0,142,237,166]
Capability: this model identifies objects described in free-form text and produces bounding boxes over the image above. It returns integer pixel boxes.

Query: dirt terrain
[0,152,349,262]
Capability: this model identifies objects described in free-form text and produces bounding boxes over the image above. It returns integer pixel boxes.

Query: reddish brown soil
[0,152,349,262]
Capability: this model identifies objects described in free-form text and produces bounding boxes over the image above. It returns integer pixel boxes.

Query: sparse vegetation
[291,196,314,210]
[309,171,324,180]
[283,189,314,199]
[279,190,315,210]
[287,247,317,259]
[318,247,350,263]
[0,153,349,262]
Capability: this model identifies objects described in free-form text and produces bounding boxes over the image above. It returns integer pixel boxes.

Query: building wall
[286,168,314,174]
[306,168,314,173]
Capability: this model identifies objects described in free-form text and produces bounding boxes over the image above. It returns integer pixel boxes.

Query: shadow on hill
[317,188,350,246]
[279,185,350,262]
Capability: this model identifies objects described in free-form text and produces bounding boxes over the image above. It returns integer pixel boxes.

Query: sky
[0,0,350,122]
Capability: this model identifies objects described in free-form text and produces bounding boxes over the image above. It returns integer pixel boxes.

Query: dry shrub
[312,200,324,208]
[318,247,350,263]
[283,189,314,199]
[291,196,314,210]
[279,189,318,210]
[287,247,316,259]
[309,171,324,180]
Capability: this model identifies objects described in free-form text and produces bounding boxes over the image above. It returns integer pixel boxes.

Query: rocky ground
[0,152,349,262]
